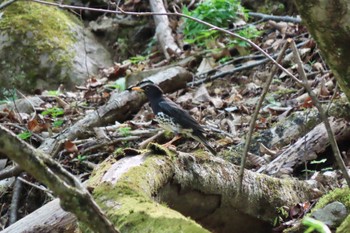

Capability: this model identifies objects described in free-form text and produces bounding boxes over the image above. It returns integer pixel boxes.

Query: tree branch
[0,125,119,233]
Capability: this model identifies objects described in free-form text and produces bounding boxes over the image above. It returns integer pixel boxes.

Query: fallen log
[258,117,350,176]
[86,144,321,232]
[149,0,181,59]
[39,66,192,156]
[1,144,322,232]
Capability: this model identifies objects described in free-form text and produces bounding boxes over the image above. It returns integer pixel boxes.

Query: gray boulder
[0,1,113,95]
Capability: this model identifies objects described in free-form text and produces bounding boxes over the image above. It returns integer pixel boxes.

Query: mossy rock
[0,2,112,96]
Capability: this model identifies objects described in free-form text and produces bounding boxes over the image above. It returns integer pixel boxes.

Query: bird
[132,83,216,155]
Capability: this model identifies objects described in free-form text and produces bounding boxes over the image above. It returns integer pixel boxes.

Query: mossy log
[2,144,321,232]
[85,144,321,233]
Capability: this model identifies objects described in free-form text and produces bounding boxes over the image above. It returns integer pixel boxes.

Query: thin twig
[30,0,302,85]
[0,125,119,233]
[188,40,307,86]
[0,165,22,180]
[80,136,139,154]
[139,130,165,149]
[9,177,23,225]
[248,12,302,23]
[238,41,290,192]
[290,40,350,187]
[0,0,18,10]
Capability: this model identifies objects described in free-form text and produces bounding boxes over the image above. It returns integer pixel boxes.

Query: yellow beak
[132,86,143,92]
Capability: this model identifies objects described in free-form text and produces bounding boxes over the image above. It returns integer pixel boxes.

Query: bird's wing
[158,98,205,133]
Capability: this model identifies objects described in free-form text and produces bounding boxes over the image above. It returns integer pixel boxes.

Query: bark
[294,0,350,101]
[39,66,192,156]
[258,118,350,176]
[0,125,118,233]
[3,144,322,232]
[86,144,321,233]
[2,199,77,233]
[0,66,192,232]
[149,0,181,59]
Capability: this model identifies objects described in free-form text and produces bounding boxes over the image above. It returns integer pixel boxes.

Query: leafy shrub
[183,0,260,48]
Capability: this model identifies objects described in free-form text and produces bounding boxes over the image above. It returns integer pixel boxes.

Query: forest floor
[0,1,347,232]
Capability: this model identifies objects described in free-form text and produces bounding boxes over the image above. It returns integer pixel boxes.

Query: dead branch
[238,41,289,191]
[291,40,350,186]
[149,0,181,59]
[0,125,118,233]
[2,199,77,233]
[258,118,350,176]
[38,66,192,156]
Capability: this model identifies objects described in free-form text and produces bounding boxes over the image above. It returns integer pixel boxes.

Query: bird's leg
[162,135,182,148]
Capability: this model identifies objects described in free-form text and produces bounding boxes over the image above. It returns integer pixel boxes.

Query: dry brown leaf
[27,119,40,132]
[64,140,78,153]
[247,152,267,167]
[259,143,278,156]
[301,96,313,108]
[3,109,20,123]
[210,96,224,109]
[312,62,324,72]
[319,78,330,97]
[177,92,193,104]
[240,82,261,96]
[193,84,211,102]
[196,57,216,75]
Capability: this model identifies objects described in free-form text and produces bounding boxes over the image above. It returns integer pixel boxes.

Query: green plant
[302,217,331,233]
[310,158,327,165]
[42,107,64,118]
[182,0,258,48]
[0,88,17,103]
[128,55,147,64]
[46,90,60,96]
[18,130,32,140]
[76,154,87,163]
[114,147,124,156]
[52,119,64,127]
[105,78,126,91]
[229,24,261,48]
[118,126,132,137]
[273,206,289,226]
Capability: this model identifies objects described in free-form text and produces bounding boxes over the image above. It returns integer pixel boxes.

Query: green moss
[0,1,79,92]
[92,183,208,233]
[313,188,350,212]
[85,154,209,233]
[87,156,117,188]
[337,214,350,233]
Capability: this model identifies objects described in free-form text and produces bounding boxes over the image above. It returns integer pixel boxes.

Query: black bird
[132,83,216,155]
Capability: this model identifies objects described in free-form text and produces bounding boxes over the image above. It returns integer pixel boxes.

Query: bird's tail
[192,132,217,155]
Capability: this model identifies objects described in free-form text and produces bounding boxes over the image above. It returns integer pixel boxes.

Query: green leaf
[302,217,331,233]
[77,155,87,163]
[182,0,258,49]
[42,107,64,118]
[53,119,64,127]
[310,159,327,164]
[18,131,32,140]
[119,126,131,137]
[46,90,60,96]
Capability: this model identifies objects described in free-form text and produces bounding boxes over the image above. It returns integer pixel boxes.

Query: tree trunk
[295,0,350,101]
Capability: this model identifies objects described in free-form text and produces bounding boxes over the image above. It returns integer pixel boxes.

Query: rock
[311,201,348,228]
[0,96,44,114]
[0,2,113,96]
[89,15,154,62]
